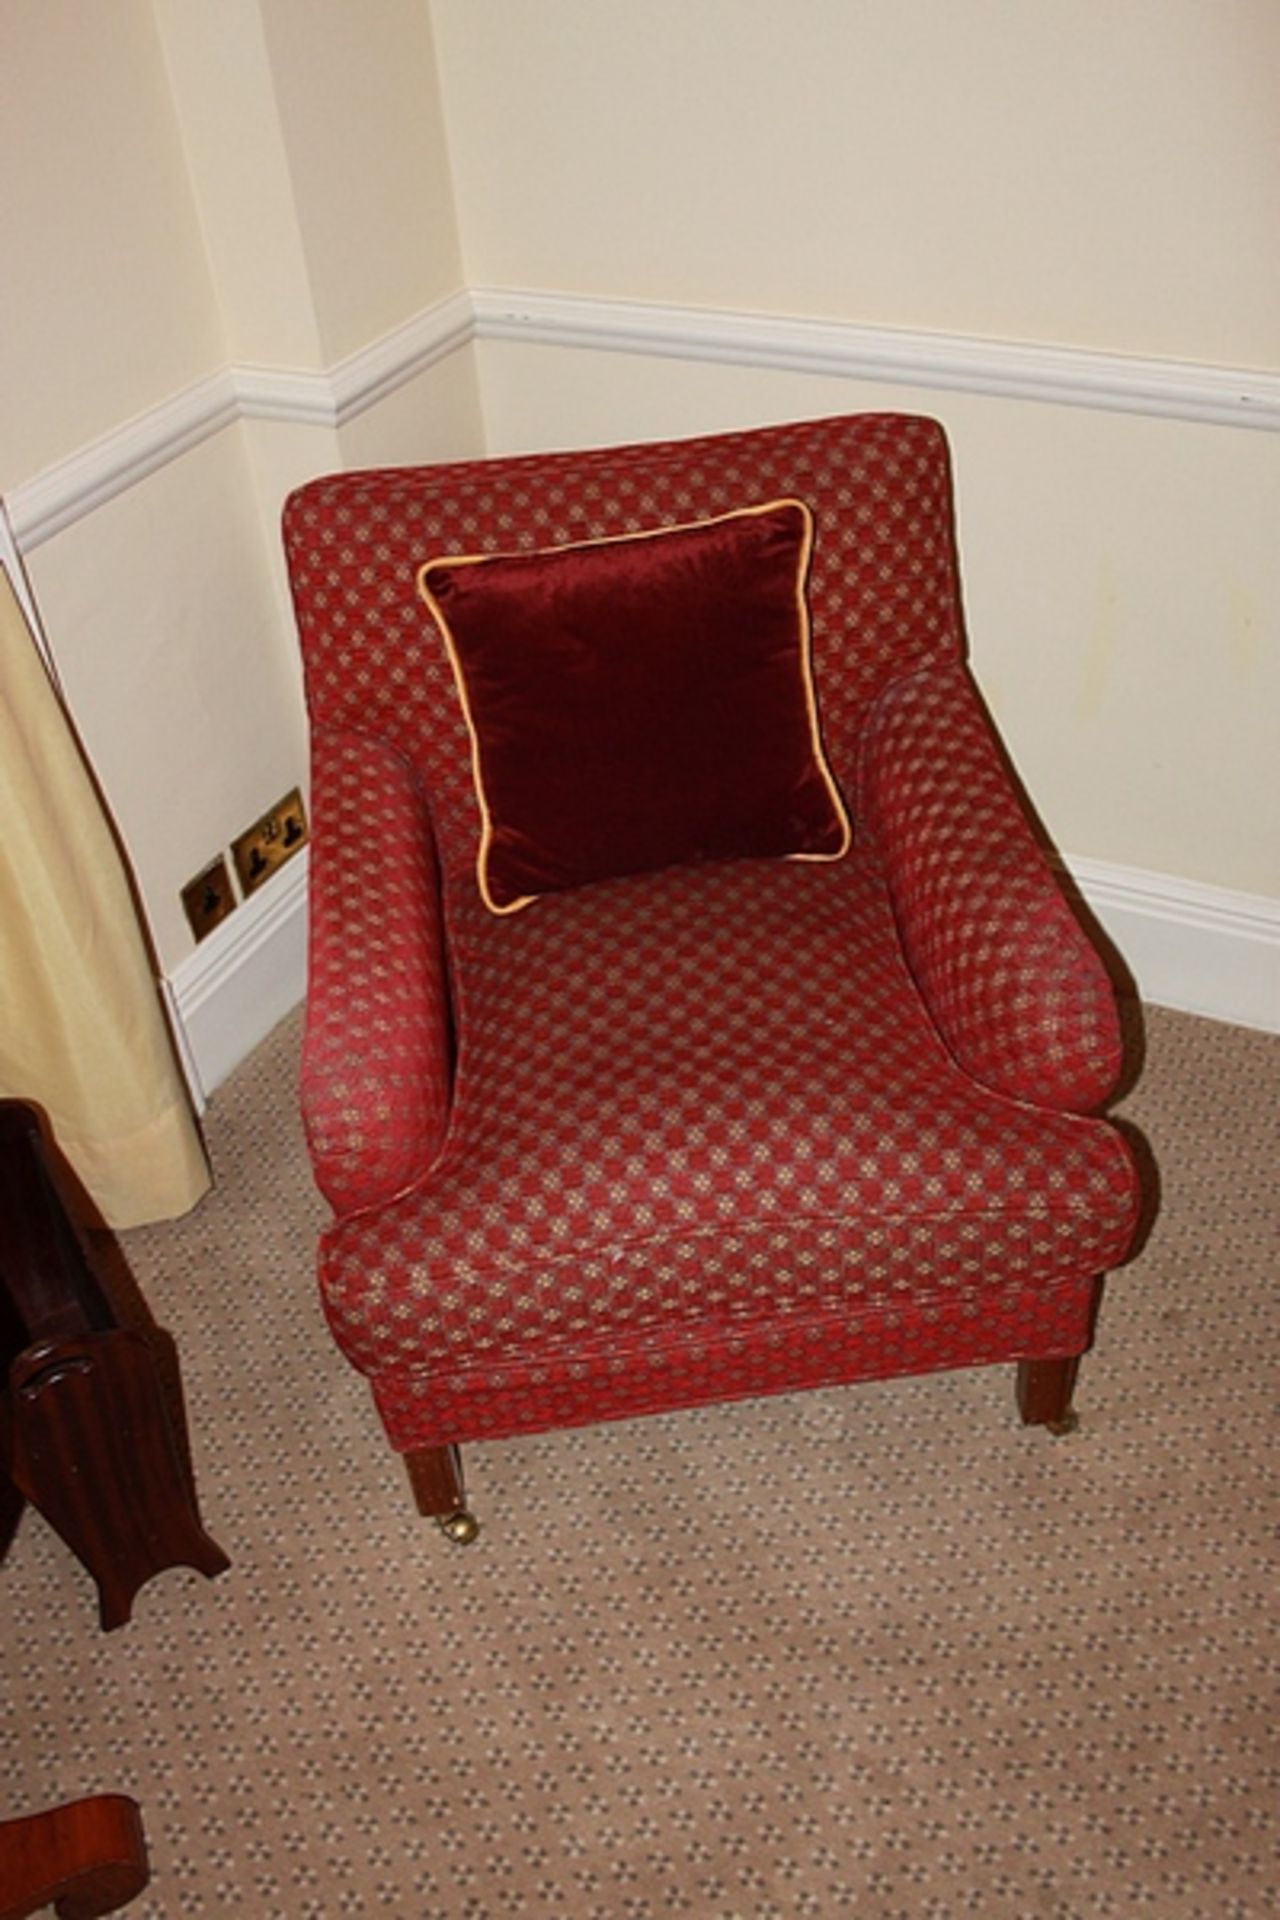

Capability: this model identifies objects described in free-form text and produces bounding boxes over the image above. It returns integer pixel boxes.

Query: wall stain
[1228,583,1260,676]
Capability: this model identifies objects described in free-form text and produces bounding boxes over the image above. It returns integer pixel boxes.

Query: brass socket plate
[181,855,237,943]
[232,787,309,899]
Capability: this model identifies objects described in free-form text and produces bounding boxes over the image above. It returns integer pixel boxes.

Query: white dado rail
[9,287,1278,551]
[7,290,1278,1095]
[471,287,1280,434]
[7,296,474,551]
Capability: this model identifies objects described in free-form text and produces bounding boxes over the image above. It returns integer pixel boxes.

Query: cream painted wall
[152,0,325,370]
[337,348,486,470]
[1,0,1273,1035]
[432,0,1280,908]
[2,1,480,979]
[154,0,466,371]
[431,0,1280,367]
[259,0,465,364]
[157,0,482,670]
[22,430,309,965]
[457,343,1280,898]
[0,0,225,486]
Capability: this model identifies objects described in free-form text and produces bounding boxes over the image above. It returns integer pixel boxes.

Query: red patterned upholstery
[284,413,1141,1474]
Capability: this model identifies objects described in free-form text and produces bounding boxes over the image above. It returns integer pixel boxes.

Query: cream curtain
[0,563,209,1225]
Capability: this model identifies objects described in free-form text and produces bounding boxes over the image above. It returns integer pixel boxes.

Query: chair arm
[301,730,452,1214]
[855,665,1125,1111]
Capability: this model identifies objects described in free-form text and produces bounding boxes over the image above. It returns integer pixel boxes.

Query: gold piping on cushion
[417,500,851,916]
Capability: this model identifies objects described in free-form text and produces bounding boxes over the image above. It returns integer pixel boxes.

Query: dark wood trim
[0,1795,147,1919]
[0,1100,229,1629]
[1016,1355,1082,1431]
[404,1443,465,1518]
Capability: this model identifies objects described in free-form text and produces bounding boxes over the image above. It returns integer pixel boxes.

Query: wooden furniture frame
[0,1101,228,1629]
[0,1797,148,1919]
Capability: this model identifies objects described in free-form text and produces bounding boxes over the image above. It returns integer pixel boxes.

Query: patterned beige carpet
[2,1003,1276,1917]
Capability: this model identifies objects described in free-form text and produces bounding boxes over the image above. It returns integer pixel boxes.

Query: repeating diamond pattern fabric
[283,412,1142,1458]
[856,662,1125,1111]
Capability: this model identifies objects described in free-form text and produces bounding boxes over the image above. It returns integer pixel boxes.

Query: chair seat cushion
[318,853,1139,1446]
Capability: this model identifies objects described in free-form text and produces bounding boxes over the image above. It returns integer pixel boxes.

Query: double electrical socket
[181,787,308,943]
[232,787,308,898]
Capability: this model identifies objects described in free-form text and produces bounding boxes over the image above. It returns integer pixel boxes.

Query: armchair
[283,412,1141,1541]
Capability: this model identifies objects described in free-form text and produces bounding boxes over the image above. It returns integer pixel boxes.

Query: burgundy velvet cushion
[417,499,850,913]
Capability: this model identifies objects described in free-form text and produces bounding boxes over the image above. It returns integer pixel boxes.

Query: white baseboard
[164,848,309,1109]
[1064,858,1279,1034]
[164,849,1277,1105]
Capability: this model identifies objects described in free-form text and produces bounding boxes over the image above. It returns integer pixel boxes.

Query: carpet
[2,1004,1276,1916]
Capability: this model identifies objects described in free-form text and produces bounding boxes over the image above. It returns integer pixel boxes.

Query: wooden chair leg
[0,1794,147,1919]
[404,1444,479,1544]
[1016,1356,1082,1435]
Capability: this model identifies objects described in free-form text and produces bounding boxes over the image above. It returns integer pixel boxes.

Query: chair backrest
[283,411,965,882]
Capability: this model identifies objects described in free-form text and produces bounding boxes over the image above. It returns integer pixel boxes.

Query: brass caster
[437,1509,480,1546]
[1046,1410,1081,1437]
